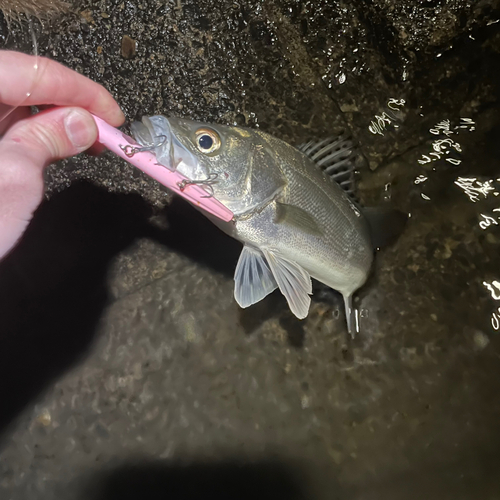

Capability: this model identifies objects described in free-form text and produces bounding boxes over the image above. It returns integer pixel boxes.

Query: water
[1,1,500,499]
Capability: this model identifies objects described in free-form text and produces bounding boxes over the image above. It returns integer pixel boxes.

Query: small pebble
[121,35,137,59]
[36,409,51,427]
[80,10,94,23]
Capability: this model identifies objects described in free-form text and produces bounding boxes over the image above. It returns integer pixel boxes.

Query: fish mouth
[130,116,203,179]
[130,115,174,170]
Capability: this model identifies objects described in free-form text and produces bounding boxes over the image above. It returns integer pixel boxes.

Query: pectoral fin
[234,246,313,320]
[263,249,312,320]
[234,246,278,308]
[275,202,323,237]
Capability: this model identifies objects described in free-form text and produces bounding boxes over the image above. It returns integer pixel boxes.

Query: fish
[131,115,404,336]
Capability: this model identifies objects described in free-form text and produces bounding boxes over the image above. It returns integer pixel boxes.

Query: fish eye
[195,128,221,154]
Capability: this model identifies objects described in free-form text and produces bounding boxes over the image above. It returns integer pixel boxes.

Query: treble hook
[177,173,219,198]
[120,135,167,158]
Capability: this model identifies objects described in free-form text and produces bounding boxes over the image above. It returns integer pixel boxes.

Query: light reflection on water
[454,173,500,333]
[452,149,500,333]
[367,103,499,335]
[489,306,500,332]
[455,177,498,203]
[368,98,406,136]
[477,196,500,331]
[417,118,474,169]
[483,281,500,301]
[479,209,500,230]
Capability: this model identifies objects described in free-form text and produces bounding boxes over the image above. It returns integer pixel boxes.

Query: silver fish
[131,116,376,335]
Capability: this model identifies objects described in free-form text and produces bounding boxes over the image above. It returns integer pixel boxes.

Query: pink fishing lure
[92,115,234,222]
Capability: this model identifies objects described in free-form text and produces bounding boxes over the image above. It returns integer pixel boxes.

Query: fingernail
[64,110,96,149]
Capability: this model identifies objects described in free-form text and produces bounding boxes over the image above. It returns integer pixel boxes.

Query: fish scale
[249,131,371,290]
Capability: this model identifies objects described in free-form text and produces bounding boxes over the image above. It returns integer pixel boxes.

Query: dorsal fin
[297,133,361,202]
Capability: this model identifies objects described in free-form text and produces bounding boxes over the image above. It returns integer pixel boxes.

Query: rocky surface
[1,0,500,499]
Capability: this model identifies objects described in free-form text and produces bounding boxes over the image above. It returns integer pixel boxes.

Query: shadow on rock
[85,459,312,500]
[154,196,242,279]
[0,177,348,435]
[0,181,154,434]
[237,294,308,349]
[157,199,312,348]
[238,291,287,335]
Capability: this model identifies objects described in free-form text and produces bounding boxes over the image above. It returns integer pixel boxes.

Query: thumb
[0,107,98,259]
[2,106,98,165]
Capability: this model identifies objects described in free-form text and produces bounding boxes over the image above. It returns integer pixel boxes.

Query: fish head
[132,115,287,215]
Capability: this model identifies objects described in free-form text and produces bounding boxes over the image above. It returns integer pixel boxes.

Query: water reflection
[483,281,500,301]
[417,118,473,167]
[370,103,498,335]
[455,174,500,332]
[454,177,498,203]
[368,97,405,136]
[479,209,500,230]
[414,175,427,184]
[482,280,500,332]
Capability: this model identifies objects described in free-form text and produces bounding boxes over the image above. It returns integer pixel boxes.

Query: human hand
[0,50,125,260]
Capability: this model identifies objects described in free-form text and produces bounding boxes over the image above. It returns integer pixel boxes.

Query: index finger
[0,50,125,127]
